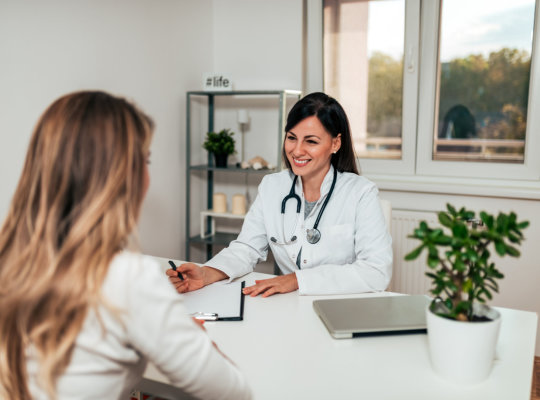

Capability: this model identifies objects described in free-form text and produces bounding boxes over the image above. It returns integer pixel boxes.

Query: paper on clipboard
[182,280,245,321]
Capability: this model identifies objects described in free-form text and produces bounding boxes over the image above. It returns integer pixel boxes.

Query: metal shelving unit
[185,90,302,261]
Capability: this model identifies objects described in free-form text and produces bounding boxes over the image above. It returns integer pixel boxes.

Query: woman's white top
[206,166,393,295]
[26,251,252,400]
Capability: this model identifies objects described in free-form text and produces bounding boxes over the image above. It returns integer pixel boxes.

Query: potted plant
[203,128,236,167]
[405,204,529,384]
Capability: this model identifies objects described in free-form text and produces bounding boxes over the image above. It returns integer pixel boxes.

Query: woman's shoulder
[338,171,378,193]
[109,251,160,275]
[261,169,292,182]
[259,169,293,189]
[103,251,171,304]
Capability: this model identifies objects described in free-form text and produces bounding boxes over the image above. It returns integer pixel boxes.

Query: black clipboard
[182,281,245,321]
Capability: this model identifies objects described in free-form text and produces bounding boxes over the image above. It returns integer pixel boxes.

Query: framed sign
[202,73,233,91]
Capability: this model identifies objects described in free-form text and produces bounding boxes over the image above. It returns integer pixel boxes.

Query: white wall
[0,0,214,259]
[0,0,302,262]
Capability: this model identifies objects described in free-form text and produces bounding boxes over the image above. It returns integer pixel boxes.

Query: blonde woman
[0,91,251,400]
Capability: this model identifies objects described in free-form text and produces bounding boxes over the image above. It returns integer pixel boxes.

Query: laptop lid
[313,295,430,339]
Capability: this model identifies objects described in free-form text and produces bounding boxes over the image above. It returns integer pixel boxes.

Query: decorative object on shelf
[212,192,227,213]
[240,155,275,170]
[405,204,529,384]
[231,194,247,215]
[237,109,250,162]
[202,73,233,91]
[203,129,236,167]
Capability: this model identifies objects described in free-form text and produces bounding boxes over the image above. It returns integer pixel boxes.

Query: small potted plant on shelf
[405,204,528,384]
[202,128,236,168]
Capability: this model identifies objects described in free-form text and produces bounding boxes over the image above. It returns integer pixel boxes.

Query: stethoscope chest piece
[306,228,321,244]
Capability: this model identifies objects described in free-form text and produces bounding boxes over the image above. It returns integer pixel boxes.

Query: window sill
[366,173,540,201]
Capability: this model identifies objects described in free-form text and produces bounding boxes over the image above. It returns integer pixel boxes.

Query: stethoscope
[270,168,337,245]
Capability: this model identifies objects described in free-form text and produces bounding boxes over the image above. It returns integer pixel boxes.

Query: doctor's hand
[242,273,299,298]
[167,263,229,293]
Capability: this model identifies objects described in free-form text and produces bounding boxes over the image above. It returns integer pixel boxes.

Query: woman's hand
[166,263,229,293]
[242,273,299,298]
[167,262,204,293]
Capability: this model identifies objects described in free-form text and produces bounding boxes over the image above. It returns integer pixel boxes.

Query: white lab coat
[206,166,393,295]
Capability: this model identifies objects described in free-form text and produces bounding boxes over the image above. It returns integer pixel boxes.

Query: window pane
[435,0,535,163]
[323,0,405,159]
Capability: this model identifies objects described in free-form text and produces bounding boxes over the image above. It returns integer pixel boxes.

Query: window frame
[415,0,540,181]
[314,0,540,188]
[355,0,420,176]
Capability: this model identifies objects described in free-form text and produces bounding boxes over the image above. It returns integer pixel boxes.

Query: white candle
[231,194,246,215]
[213,192,227,213]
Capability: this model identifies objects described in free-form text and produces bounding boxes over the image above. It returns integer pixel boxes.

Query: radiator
[387,209,439,295]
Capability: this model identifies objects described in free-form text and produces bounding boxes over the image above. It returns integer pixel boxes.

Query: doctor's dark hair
[282,92,359,175]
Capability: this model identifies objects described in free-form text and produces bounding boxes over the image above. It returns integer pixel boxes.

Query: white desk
[139,267,537,400]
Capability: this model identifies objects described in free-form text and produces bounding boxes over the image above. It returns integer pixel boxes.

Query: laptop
[313,295,430,339]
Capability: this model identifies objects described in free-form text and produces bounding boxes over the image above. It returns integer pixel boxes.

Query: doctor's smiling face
[285,115,341,185]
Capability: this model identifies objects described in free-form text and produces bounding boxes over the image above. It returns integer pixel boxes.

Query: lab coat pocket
[315,223,355,265]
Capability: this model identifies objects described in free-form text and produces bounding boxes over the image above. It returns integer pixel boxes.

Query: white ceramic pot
[426,304,501,385]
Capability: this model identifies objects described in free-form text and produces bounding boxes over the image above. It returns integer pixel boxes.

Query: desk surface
[140,260,537,400]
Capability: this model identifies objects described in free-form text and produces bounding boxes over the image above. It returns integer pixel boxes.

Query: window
[322,0,540,181]
[435,0,534,164]
[324,0,405,160]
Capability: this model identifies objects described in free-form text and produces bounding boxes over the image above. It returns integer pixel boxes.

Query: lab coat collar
[292,164,336,200]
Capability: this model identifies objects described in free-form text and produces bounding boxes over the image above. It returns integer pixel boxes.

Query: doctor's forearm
[201,266,229,286]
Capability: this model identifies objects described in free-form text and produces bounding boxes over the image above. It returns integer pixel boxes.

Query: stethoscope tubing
[272,168,337,245]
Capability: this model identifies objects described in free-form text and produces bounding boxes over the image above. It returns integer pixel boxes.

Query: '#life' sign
[203,73,233,91]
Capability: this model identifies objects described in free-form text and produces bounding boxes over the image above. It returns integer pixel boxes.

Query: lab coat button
[303,259,307,264]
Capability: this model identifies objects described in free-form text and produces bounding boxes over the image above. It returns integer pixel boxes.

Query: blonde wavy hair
[0,91,153,399]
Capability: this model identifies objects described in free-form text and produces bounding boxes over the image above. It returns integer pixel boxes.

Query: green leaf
[517,221,530,229]
[434,235,452,245]
[507,232,520,243]
[425,272,438,280]
[453,258,466,272]
[438,212,453,228]
[428,255,440,268]
[404,245,424,261]
[496,214,509,235]
[505,245,520,257]
[452,223,468,239]
[462,278,473,293]
[465,249,478,262]
[412,228,425,239]
[495,240,506,256]
[480,211,494,229]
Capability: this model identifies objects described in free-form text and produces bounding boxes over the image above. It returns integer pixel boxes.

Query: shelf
[185,89,301,261]
[187,90,302,97]
[200,210,246,239]
[188,232,239,245]
[189,164,277,174]
[200,210,246,219]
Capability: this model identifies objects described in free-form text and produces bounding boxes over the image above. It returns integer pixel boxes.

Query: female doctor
[168,92,392,296]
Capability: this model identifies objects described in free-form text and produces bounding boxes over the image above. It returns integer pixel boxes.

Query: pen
[168,260,184,281]
[191,312,219,321]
